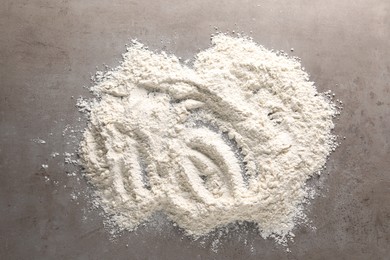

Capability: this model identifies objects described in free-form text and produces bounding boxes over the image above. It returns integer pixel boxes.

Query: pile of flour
[80,34,337,242]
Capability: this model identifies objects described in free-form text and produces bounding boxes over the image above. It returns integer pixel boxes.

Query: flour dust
[78,34,338,245]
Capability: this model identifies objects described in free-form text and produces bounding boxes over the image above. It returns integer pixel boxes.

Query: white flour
[79,34,337,243]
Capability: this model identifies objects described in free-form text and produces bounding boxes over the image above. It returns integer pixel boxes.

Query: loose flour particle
[33,138,46,144]
[51,152,60,158]
[79,34,337,243]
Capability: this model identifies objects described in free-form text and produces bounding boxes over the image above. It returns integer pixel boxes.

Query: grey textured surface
[1,0,389,259]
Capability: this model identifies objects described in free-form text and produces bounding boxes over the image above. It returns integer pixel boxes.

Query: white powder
[33,138,46,144]
[79,34,337,243]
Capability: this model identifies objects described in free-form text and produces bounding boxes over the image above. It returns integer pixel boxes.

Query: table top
[1,0,389,259]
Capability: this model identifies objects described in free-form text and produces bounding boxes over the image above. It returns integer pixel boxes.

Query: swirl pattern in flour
[80,34,337,240]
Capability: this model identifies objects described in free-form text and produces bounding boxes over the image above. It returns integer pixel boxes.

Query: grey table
[1,0,389,259]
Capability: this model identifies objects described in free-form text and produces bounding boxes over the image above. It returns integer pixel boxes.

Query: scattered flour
[33,138,46,144]
[79,34,337,243]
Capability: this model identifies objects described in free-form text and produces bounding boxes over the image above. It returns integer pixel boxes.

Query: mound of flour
[80,34,337,242]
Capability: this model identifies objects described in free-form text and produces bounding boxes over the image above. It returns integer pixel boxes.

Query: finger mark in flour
[186,128,246,196]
